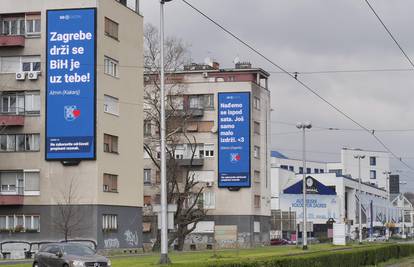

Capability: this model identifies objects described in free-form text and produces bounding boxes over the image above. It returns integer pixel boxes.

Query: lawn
[0,243,383,267]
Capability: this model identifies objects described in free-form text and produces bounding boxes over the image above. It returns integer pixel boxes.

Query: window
[103,173,118,192]
[144,169,151,185]
[0,172,18,193]
[306,168,311,174]
[289,166,294,172]
[203,191,215,209]
[370,157,376,166]
[144,196,152,206]
[21,56,41,72]
[370,170,376,179]
[315,169,319,174]
[104,17,119,40]
[24,172,40,192]
[254,195,261,208]
[1,17,25,36]
[253,97,261,110]
[25,92,41,114]
[254,146,260,158]
[299,167,304,174]
[25,18,41,35]
[320,169,324,173]
[104,95,119,115]
[168,95,183,110]
[102,214,118,231]
[189,95,201,109]
[0,134,39,152]
[1,93,24,114]
[203,144,214,157]
[144,120,151,137]
[203,94,214,109]
[254,170,260,183]
[104,56,119,77]
[280,165,288,170]
[103,134,118,153]
[0,215,40,232]
[174,145,184,159]
[254,121,260,135]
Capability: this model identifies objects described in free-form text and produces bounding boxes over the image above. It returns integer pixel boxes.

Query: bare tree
[52,178,90,242]
[143,23,207,251]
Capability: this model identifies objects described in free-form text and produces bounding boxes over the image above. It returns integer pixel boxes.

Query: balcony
[0,35,25,47]
[0,114,25,126]
[0,195,23,205]
[177,158,205,167]
[188,108,204,117]
[0,187,24,205]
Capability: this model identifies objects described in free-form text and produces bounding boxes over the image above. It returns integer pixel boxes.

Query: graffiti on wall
[124,230,139,247]
[104,238,120,249]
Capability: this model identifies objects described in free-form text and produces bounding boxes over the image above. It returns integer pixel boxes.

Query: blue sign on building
[218,92,251,187]
[46,8,96,160]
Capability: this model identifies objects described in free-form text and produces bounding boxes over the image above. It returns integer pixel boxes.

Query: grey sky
[140,0,414,191]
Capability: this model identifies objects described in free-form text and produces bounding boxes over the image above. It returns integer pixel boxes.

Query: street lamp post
[383,171,391,241]
[296,122,312,250]
[159,0,172,264]
[354,155,365,244]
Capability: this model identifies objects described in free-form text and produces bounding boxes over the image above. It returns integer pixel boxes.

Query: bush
[201,244,414,267]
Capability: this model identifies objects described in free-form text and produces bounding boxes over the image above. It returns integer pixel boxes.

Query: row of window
[0,215,40,232]
[0,171,40,193]
[0,15,41,36]
[1,92,40,115]
[0,56,41,73]
[280,165,325,174]
[0,134,40,152]
[144,191,216,210]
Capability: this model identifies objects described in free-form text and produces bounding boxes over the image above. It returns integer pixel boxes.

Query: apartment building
[0,0,143,250]
[143,62,271,249]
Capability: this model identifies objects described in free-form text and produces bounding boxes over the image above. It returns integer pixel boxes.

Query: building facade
[143,62,271,249]
[0,0,143,250]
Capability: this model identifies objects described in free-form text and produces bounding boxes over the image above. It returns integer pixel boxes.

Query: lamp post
[354,154,365,244]
[383,171,391,241]
[296,122,312,250]
[159,0,172,264]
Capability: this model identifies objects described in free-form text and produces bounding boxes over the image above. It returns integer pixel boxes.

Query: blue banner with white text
[46,8,96,160]
[218,92,251,187]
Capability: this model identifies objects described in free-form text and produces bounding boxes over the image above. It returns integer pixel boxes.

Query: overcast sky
[140,0,414,191]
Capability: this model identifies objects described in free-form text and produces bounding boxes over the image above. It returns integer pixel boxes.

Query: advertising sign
[218,92,251,187]
[46,8,96,160]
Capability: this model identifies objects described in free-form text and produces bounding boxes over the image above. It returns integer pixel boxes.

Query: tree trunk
[175,226,186,251]
[152,230,161,252]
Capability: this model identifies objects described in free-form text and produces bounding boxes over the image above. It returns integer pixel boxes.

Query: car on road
[270,238,293,246]
[33,243,111,267]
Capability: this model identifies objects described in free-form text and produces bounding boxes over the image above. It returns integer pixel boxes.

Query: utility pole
[354,154,365,244]
[383,171,391,241]
[296,122,312,250]
[159,0,172,264]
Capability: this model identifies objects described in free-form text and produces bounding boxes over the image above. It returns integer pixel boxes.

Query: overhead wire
[181,0,414,172]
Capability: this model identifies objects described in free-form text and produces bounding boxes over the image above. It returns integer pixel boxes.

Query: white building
[270,148,399,239]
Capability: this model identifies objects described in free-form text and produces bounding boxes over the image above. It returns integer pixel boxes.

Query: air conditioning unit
[206,181,214,187]
[16,72,26,81]
[202,72,208,78]
[28,71,39,80]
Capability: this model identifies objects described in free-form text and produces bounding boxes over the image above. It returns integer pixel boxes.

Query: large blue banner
[46,8,96,160]
[218,92,251,187]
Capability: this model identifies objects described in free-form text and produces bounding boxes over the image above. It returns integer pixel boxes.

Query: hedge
[198,244,414,267]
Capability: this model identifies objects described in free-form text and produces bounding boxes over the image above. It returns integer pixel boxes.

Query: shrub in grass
[201,244,414,267]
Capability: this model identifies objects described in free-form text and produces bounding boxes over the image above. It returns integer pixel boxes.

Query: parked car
[270,238,290,246]
[33,243,111,267]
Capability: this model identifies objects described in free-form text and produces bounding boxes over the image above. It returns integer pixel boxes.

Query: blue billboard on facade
[218,92,251,187]
[46,8,96,160]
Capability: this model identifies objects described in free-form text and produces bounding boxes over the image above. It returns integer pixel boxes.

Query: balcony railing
[0,35,25,47]
[177,158,205,166]
[0,187,24,205]
[0,107,26,126]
